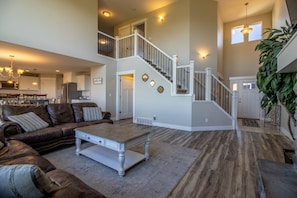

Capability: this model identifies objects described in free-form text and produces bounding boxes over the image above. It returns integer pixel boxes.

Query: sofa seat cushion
[46,169,106,198]
[1,155,56,173]
[77,119,114,128]
[47,104,75,126]
[0,164,61,198]
[2,105,52,126]
[7,127,63,144]
[0,140,39,161]
[8,112,49,132]
[59,123,80,136]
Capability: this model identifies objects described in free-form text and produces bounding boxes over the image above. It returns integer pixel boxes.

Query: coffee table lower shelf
[79,145,145,174]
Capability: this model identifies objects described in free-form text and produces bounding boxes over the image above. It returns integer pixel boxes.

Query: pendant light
[241,2,253,34]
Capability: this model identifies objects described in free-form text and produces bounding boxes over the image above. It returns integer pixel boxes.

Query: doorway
[132,20,146,58]
[117,73,134,120]
[230,76,261,119]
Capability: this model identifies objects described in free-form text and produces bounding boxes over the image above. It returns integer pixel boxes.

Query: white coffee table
[75,123,150,176]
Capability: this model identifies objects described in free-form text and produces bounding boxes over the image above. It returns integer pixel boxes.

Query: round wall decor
[142,74,149,82]
[157,86,164,93]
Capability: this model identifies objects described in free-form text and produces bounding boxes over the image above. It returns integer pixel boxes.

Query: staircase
[144,59,188,94]
[97,30,237,130]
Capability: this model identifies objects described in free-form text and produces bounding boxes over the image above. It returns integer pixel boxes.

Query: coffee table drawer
[105,139,118,150]
[76,131,104,145]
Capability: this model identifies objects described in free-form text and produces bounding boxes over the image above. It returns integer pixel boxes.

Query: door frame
[131,18,147,37]
[116,70,135,120]
[230,76,263,119]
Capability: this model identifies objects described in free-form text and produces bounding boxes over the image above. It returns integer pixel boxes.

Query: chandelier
[241,2,253,34]
[0,55,24,83]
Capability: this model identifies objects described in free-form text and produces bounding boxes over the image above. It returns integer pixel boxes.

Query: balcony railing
[98,30,193,95]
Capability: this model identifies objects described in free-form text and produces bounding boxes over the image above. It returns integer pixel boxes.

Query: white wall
[273,0,291,29]
[114,0,218,73]
[0,0,118,115]
[0,0,99,63]
[117,57,193,129]
[114,0,190,65]
[217,9,224,79]
[189,0,218,74]
[223,12,272,86]
[91,57,117,116]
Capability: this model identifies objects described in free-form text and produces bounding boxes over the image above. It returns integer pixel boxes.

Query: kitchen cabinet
[76,75,90,91]
[19,76,39,90]
[40,77,56,99]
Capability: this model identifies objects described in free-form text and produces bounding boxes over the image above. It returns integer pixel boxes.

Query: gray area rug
[43,141,200,198]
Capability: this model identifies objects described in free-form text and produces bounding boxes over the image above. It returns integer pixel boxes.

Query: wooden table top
[75,123,150,143]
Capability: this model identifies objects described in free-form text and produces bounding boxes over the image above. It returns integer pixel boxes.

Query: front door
[230,77,261,119]
[237,80,261,119]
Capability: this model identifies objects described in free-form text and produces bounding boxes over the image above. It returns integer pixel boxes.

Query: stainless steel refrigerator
[60,83,82,103]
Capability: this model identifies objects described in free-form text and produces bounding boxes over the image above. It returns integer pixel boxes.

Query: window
[231,26,244,44]
[248,22,262,41]
[242,82,256,90]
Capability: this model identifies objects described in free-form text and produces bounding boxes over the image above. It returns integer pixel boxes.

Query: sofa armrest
[0,121,22,137]
[102,112,111,120]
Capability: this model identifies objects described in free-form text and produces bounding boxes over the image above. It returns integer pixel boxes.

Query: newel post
[189,60,194,95]
[172,55,178,94]
[115,36,119,59]
[205,67,212,101]
[231,90,238,129]
[134,29,138,56]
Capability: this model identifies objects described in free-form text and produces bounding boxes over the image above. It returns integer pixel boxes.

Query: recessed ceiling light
[102,11,111,17]
[55,70,60,72]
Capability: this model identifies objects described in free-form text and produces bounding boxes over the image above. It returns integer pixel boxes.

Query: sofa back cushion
[2,105,52,126]
[47,104,75,126]
[71,102,98,123]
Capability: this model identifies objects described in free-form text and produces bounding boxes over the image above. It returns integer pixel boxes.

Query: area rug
[43,141,200,198]
[242,118,260,127]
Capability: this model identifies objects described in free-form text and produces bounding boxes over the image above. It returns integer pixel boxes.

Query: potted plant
[255,21,297,163]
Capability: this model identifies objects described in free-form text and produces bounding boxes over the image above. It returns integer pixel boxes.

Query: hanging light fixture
[241,2,253,34]
[0,55,24,82]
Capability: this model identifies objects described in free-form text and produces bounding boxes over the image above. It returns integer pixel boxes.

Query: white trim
[191,125,234,131]
[133,120,234,132]
[229,76,256,81]
[131,18,147,38]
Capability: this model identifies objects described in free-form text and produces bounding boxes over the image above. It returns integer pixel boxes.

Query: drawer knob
[98,140,102,143]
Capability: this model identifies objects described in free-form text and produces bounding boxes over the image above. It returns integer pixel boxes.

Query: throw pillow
[83,107,103,121]
[0,164,61,198]
[8,112,49,132]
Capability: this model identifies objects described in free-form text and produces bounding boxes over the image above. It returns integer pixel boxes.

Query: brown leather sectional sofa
[1,102,113,153]
[0,102,113,197]
[0,131,105,197]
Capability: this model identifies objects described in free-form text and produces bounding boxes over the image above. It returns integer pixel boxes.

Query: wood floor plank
[112,119,294,198]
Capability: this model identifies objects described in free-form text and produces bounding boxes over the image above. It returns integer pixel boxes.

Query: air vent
[136,117,153,125]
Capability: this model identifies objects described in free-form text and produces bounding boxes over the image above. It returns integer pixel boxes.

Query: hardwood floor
[112,119,294,198]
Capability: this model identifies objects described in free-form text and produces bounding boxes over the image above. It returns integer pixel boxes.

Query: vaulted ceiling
[0,0,275,75]
[98,0,276,33]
